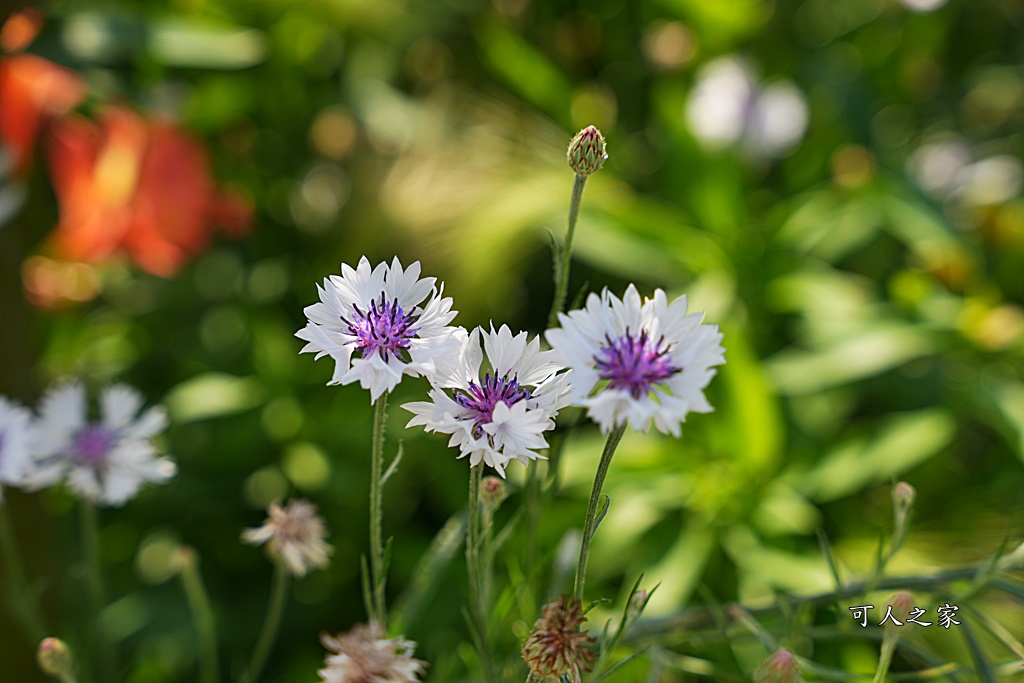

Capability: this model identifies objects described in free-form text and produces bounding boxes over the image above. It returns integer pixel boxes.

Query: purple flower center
[594,330,681,399]
[340,293,421,362]
[453,373,532,438]
[72,425,116,468]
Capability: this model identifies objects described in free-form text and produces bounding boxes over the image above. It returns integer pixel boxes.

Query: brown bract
[521,594,597,682]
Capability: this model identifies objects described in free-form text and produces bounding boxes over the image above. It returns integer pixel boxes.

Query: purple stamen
[340,292,421,362]
[594,329,681,399]
[453,373,532,438]
[72,425,116,468]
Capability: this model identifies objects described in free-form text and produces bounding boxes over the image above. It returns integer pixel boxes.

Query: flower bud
[892,482,916,512]
[171,545,198,574]
[481,476,507,513]
[567,126,607,176]
[626,589,649,622]
[37,638,72,676]
[884,591,915,640]
[754,648,803,683]
[888,591,913,622]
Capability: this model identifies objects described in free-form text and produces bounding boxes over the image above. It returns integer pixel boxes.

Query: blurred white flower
[546,285,725,436]
[907,138,1022,207]
[686,56,809,158]
[319,622,426,683]
[897,0,947,12]
[0,396,40,498]
[31,381,175,506]
[403,325,571,477]
[957,155,1022,206]
[242,499,332,577]
[906,138,972,197]
[296,256,460,402]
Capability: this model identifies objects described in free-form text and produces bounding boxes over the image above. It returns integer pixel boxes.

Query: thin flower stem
[482,490,494,610]
[178,549,219,683]
[0,499,46,643]
[370,394,389,626]
[574,425,626,603]
[548,173,589,329]
[466,465,496,682]
[79,499,115,682]
[241,561,289,683]
[873,638,898,683]
[524,461,540,591]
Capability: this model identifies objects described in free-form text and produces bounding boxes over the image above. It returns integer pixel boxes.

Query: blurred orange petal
[0,54,86,175]
[1,7,45,53]
[46,106,253,277]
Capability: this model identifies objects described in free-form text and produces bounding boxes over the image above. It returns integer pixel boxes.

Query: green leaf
[766,324,935,395]
[475,18,571,115]
[165,373,265,423]
[988,379,1024,464]
[796,409,955,502]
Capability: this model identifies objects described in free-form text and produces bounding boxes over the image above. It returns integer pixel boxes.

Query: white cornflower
[241,499,332,577]
[686,55,809,158]
[0,396,41,498]
[545,285,725,436]
[31,381,175,506]
[296,256,461,402]
[403,325,571,477]
[319,623,426,683]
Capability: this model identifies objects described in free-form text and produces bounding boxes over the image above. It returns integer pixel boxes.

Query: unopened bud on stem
[37,638,72,677]
[754,648,803,683]
[567,126,607,176]
[892,482,916,512]
[481,476,507,513]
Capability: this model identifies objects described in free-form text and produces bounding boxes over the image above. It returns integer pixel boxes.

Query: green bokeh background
[2,0,1024,680]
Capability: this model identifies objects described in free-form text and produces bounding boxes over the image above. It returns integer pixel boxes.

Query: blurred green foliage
[2,0,1024,680]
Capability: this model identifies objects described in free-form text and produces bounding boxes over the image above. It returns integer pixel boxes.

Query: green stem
[0,498,46,643]
[524,461,540,592]
[79,499,114,682]
[548,173,589,329]
[466,466,495,682]
[241,561,289,683]
[574,425,626,603]
[873,636,899,683]
[178,549,219,683]
[370,394,389,626]
[626,564,995,642]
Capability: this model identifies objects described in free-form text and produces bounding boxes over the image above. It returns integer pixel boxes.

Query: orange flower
[0,54,86,176]
[46,107,252,276]
[0,9,85,176]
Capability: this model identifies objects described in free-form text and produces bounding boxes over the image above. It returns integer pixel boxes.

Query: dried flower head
[754,648,803,683]
[522,594,597,683]
[567,126,607,176]
[242,499,332,577]
[318,622,427,683]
